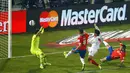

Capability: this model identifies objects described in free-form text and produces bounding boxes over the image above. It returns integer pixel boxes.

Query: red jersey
[111,48,126,61]
[77,33,89,50]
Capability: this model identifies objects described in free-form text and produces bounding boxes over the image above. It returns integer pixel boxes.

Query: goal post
[0,0,12,59]
[8,0,12,58]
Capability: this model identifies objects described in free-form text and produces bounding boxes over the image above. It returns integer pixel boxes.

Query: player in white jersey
[88,34,101,56]
[87,24,102,69]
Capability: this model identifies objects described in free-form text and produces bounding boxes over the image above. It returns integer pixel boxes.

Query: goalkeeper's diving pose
[30,27,51,69]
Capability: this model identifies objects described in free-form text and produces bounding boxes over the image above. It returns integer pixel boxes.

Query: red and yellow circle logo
[39,10,58,28]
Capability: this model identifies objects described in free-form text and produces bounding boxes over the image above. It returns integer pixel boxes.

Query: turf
[0,24,130,73]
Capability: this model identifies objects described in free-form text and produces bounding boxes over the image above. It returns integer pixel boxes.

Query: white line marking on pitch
[0,45,130,60]
[0,52,63,60]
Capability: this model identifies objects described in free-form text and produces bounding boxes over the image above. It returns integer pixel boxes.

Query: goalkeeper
[30,27,51,69]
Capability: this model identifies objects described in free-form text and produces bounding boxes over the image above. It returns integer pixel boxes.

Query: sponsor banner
[12,10,26,33]
[0,21,8,34]
[57,30,130,45]
[0,10,26,34]
[39,10,58,28]
[27,2,130,32]
[0,12,8,34]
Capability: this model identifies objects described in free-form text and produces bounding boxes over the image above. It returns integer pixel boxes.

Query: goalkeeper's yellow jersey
[30,34,40,51]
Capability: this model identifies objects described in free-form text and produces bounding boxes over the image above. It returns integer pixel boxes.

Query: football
[29,20,35,26]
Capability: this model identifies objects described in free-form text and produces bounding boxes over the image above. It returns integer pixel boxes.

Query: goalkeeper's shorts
[31,48,44,57]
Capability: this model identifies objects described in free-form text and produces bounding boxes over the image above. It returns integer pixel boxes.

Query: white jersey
[90,36,101,50]
[88,35,102,56]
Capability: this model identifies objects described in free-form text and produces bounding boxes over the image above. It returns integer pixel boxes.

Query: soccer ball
[29,20,35,26]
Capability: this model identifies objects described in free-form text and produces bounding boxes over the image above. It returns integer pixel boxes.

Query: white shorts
[88,47,98,57]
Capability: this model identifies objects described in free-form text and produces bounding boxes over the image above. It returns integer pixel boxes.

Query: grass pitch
[0,24,130,73]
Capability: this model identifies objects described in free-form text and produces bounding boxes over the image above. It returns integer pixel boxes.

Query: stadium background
[0,0,130,73]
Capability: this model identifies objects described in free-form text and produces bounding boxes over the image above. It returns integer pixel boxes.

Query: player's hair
[79,28,84,34]
[94,29,100,36]
[122,44,126,52]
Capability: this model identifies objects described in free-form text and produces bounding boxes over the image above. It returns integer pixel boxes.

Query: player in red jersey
[100,40,126,66]
[64,28,89,71]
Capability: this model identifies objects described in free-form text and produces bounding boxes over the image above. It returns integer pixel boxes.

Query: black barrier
[27,2,130,32]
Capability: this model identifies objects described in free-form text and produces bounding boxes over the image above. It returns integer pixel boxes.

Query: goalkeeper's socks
[44,62,51,66]
[40,64,44,69]
[89,59,99,66]
[40,55,43,65]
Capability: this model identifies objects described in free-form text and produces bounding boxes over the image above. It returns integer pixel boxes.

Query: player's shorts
[106,46,113,61]
[88,47,98,57]
[106,55,112,61]
[108,46,113,55]
[72,47,86,58]
[30,48,43,58]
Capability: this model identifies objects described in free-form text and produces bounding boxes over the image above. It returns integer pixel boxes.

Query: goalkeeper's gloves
[39,27,44,34]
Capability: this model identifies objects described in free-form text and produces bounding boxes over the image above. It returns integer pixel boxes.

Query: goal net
[0,0,12,59]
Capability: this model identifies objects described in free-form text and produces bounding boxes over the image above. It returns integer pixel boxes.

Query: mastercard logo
[39,10,58,28]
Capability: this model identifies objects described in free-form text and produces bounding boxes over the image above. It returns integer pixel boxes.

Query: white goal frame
[8,0,12,58]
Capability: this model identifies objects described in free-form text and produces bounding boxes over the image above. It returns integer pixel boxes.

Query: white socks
[103,41,109,46]
[66,51,85,65]
[80,57,85,65]
[66,50,73,57]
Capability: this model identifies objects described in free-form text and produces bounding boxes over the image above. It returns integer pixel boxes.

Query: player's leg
[100,47,113,62]
[36,49,45,69]
[88,49,101,69]
[30,49,44,69]
[103,41,111,49]
[79,50,86,71]
[30,49,36,56]
[64,47,79,58]
[100,55,112,62]
[39,53,45,69]
[36,49,51,69]
[88,55,101,69]
[42,54,51,66]
[39,52,51,65]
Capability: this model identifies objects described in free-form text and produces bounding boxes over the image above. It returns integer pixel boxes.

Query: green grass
[0,24,130,73]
